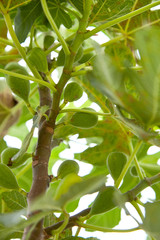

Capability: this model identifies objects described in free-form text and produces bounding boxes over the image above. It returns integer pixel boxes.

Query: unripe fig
[64,82,83,102]
[43,35,55,50]
[0,163,19,189]
[5,62,30,102]
[70,108,98,129]
[26,47,48,73]
[1,147,31,168]
[54,173,82,200]
[57,160,79,179]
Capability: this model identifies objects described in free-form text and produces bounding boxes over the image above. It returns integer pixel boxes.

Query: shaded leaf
[88,27,160,126]
[49,1,72,29]
[90,186,122,216]
[89,0,134,24]
[107,152,127,181]
[14,0,43,43]
[0,163,19,189]
[143,201,160,240]
[69,0,83,13]
[57,175,106,208]
[54,119,130,165]
[2,190,27,210]
[87,207,121,229]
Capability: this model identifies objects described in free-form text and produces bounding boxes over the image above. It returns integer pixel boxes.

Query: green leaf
[1,0,29,9]
[120,167,139,193]
[89,0,134,24]
[2,190,27,210]
[69,0,83,13]
[90,186,122,216]
[107,152,127,181]
[143,201,160,239]
[0,163,19,189]
[48,1,72,29]
[0,209,26,227]
[89,27,160,126]
[77,76,108,112]
[57,175,106,208]
[54,119,130,165]
[14,0,43,43]
[87,207,121,229]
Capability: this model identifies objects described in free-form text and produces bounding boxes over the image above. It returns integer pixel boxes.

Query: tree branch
[44,173,160,237]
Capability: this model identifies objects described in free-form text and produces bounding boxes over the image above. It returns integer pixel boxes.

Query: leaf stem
[115,140,143,188]
[128,140,144,180]
[76,221,140,232]
[0,37,14,47]
[84,1,160,39]
[0,68,56,92]
[40,0,70,56]
[60,108,111,116]
[131,201,144,221]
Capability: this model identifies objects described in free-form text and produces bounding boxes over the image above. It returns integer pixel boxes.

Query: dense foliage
[0,0,160,240]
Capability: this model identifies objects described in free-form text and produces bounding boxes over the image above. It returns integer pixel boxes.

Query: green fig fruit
[64,82,83,102]
[43,35,55,50]
[27,47,48,73]
[54,173,82,200]
[5,62,30,102]
[57,160,79,179]
[70,108,98,129]
[1,147,31,168]
[0,163,19,189]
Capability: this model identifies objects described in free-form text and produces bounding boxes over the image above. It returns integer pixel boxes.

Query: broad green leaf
[16,163,32,192]
[1,0,29,9]
[0,209,26,227]
[89,27,160,126]
[87,207,121,229]
[143,201,160,240]
[0,163,19,189]
[2,190,27,210]
[90,186,121,216]
[89,0,134,24]
[54,119,130,165]
[49,1,72,29]
[140,163,160,177]
[57,175,106,208]
[105,42,135,67]
[107,152,127,181]
[14,0,43,43]
[69,0,83,13]
[140,151,160,164]
[77,76,108,112]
